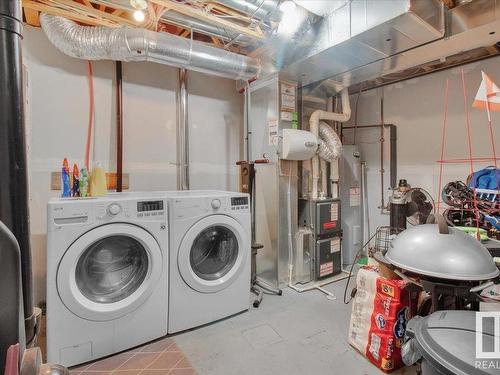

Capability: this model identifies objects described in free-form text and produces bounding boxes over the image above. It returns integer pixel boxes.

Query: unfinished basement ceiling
[21,0,500,91]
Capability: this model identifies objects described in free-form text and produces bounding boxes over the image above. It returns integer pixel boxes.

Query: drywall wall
[343,55,500,234]
[22,26,244,306]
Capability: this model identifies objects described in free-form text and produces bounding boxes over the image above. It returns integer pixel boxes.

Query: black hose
[343,231,378,304]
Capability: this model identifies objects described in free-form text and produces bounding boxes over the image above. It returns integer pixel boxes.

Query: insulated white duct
[39,14,261,80]
[309,88,351,199]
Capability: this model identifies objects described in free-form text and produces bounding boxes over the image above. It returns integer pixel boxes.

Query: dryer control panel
[230,196,249,211]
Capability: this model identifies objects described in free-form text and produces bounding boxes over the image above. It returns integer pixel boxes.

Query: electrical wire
[85,61,95,171]
[343,231,378,304]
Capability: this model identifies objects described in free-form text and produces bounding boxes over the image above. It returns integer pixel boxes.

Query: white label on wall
[331,237,341,253]
[281,83,295,95]
[350,187,361,207]
[331,202,339,221]
[268,119,279,146]
[281,94,296,111]
[281,111,293,121]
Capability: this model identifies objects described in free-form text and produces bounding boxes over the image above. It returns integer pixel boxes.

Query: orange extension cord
[85,61,94,170]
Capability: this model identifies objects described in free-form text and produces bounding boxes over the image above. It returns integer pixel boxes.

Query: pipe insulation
[39,14,261,80]
[309,88,351,199]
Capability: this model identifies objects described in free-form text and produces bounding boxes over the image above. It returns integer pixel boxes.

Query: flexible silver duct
[40,14,260,80]
[317,122,342,163]
[216,0,282,21]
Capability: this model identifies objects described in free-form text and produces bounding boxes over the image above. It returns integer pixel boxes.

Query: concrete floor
[173,282,418,375]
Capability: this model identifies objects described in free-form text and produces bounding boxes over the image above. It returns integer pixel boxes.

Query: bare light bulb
[133,10,145,22]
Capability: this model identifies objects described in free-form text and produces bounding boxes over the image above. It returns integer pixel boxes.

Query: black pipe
[116,61,123,192]
[0,0,34,343]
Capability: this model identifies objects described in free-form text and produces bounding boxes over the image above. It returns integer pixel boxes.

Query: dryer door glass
[76,235,149,303]
[190,226,238,281]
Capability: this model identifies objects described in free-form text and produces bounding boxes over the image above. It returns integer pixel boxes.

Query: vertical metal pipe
[115,61,123,192]
[379,95,385,213]
[177,69,190,190]
[0,0,34,342]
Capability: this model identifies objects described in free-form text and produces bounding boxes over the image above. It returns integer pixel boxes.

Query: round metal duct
[385,215,499,281]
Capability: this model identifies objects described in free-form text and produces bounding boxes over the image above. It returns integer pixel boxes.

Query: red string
[460,69,480,237]
[85,61,95,171]
[437,79,449,213]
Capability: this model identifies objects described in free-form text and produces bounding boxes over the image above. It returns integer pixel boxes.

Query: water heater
[340,145,363,266]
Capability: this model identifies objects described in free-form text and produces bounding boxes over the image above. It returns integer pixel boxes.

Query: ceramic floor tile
[111,370,142,375]
[69,363,92,372]
[173,358,191,369]
[168,369,196,375]
[118,353,159,370]
[166,344,181,352]
[87,353,135,371]
[138,338,175,353]
[147,352,184,370]
[139,370,171,375]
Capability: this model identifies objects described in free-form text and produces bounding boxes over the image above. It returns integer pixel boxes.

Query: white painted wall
[343,56,500,234]
[22,26,244,306]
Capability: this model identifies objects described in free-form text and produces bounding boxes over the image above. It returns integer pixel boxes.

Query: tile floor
[68,338,196,375]
[52,281,417,375]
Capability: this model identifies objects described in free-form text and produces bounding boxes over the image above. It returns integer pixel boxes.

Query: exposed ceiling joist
[47,0,139,27]
[24,7,41,26]
[23,0,118,27]
[149,0,265,40]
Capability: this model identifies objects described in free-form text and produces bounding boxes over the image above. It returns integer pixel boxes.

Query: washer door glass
[177,215,249,294]
[76,235,149,304]
[57,223,163,321]
[190,226,238,281]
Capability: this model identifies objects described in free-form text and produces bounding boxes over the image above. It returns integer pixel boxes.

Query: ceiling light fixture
[133,9,145,22]
[278,1,300,36]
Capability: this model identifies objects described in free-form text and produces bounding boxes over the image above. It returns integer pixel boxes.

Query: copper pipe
[116,61,123,192]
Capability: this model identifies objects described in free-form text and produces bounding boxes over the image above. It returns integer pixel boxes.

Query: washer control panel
[136,200,165,218]
[230,196,249,211]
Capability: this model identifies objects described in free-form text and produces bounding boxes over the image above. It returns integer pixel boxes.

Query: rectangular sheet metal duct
[280,0,445,88]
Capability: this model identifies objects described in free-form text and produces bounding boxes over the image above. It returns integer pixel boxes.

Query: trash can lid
[406,311,499,375]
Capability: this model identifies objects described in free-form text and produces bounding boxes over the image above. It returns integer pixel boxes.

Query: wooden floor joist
[149,0,265,40]
[24,7,41,26]
[23,0,118,27]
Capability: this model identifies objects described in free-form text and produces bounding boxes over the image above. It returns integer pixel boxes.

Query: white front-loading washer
[46,192,169,367]
[166,190,251,333]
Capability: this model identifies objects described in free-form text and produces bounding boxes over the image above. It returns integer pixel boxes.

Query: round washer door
[57,223,163,321]
[178,215,248,293]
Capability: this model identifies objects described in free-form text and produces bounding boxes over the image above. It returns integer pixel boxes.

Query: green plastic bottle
[80,167,89,198]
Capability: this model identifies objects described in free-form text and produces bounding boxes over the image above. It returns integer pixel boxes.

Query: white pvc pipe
[320,158,328,198]
[309,88,351,199]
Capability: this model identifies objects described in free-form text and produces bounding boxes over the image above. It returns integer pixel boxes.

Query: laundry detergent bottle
[90,162,107,197]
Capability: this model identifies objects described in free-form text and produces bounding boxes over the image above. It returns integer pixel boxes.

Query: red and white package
[348,266,414,372]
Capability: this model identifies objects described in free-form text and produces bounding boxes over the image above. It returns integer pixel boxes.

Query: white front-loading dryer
[166,191,251,333]
[46,193,169,367]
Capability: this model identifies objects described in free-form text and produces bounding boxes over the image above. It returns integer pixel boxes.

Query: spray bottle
[61,158,71,198]
[72,164,80,197]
